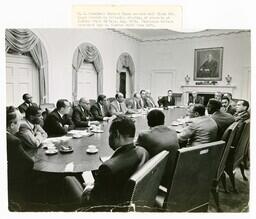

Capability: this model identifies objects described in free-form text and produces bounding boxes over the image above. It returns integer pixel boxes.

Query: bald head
[79,97,90,109]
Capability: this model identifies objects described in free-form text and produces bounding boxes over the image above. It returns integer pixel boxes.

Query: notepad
[82,171,95,185]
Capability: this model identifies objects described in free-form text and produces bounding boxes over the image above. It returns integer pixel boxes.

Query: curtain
[117,53,135,94]
[72,43,103,101]
[5,29,48,104]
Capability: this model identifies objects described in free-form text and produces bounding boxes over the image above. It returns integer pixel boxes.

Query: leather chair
[156,141,225,212]
[211,121,239,211]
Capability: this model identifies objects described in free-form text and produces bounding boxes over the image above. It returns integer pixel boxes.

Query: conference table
[28,107,187,175]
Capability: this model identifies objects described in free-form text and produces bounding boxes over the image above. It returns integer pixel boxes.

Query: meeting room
[5,28,251,212]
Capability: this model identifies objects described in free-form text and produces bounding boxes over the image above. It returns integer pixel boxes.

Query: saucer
[91,129,104,133]
[86,148,98,154]
[72,134,83,139]
[171,121,180,126]
[45,149,58,155]
[60,145,73,153]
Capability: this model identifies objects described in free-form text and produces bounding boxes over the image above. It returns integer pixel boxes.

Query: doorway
[119,72,126,98]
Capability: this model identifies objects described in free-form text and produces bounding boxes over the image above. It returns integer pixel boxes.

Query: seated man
[44,99,74,137]
[6,106,34,202]
[18,93,38,114]
[127,92,143,110]
[136,109,179,158]
[158,89,176,107]
[207,98,235,140]
[109,92,135,116]
[90,95,111,121]
[66,116,149,207]
[214,91,222,102]
[188,91,204,105]
[221,96,236,115]
[234,99,250,123]
[18,106,47,148]
[73,97,99,128]
[144,90,157,108]
[178,104,218,147]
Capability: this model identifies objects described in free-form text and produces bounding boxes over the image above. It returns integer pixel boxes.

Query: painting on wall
[194,47,223,81]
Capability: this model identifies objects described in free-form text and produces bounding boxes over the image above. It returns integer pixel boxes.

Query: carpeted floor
[208,168,249,212]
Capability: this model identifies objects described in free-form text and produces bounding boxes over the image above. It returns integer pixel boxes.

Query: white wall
[31,29,250,103]
[32,29,139,104]
[138,31,251,100]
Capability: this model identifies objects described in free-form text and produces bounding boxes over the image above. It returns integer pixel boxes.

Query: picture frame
[194,47,223,81]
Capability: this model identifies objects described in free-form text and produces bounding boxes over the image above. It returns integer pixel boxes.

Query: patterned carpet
[208,168,249,212]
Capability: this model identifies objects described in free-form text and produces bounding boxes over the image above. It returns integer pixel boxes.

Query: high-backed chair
[211,121,239,211]
[156,141,225,212]
[39,103,55,120]
[225,119,250,192]
[78,150,169,212]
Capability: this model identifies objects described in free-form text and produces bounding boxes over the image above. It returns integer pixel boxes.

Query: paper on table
[64,162,74,172]
[82,171,95,185]
[68,130,91,136]
[42,136,72,144]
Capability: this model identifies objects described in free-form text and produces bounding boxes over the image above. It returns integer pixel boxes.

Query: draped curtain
[116,53,135,95]
[5,29,48,104]
[72,43,103,101]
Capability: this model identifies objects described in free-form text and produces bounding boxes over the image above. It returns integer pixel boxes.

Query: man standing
[72,98,99,128]
[221,96,236,115]
[44,99,74,137]
[158,90,176,107]
[178,104,218,147]
[110,92,135,115]
[18,93,38,114]
[90,95,111,121]
[234,99,250,122]
[18,106,47,148]
[207,98,235,140]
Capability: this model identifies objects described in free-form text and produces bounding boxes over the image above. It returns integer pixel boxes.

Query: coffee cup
[88,145,97,150]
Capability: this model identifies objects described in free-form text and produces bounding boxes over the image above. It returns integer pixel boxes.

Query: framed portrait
[194,47,223,81]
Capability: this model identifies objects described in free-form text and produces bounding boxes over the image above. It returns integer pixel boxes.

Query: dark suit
[90,103,110,121]
[158,96,175,107]
[136,125,179,158]
[211,111,235,140]
[224,105,236,115]
[44,109,74,137]
[188,96,204,105]
[7,132,34,201]
[136,125,179,188]
[88,144,149,206]
[72,105,93,128]
[18,102,38,114]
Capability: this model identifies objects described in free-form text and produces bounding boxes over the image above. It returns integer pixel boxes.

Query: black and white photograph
[4,28,251,213]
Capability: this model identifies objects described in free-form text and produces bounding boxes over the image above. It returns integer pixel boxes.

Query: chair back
[163,141,225,212]
[215,122,239,180]
[233,119,250,168]
[39,103,55,112]
[125,150,169,211]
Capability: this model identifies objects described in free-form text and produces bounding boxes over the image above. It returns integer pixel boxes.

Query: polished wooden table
[29,107,187,174]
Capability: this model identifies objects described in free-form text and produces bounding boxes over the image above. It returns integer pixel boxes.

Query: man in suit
[6,106,34,202]
[18,93,38,114]
[207,98,235,140]
[158,90,176,107]
[90,95,111,121]
[44,99,74,137]
[136,109,179,158]
[65,116,149,207]
[140,89,147,108]
[109,92,135,116]
[221,96,236,115]
[234,99,250,123]
[72,98,99,128]
[188,91,204,105]
[144,90,157,108]
[18,106,47,148]
[127,92,143,110]
[198,53,218,78]
[178,104,218,147]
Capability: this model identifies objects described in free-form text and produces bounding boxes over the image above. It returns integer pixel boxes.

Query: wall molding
[109,29,250,43]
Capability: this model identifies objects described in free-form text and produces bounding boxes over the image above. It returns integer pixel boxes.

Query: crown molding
[109,29,250,43]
